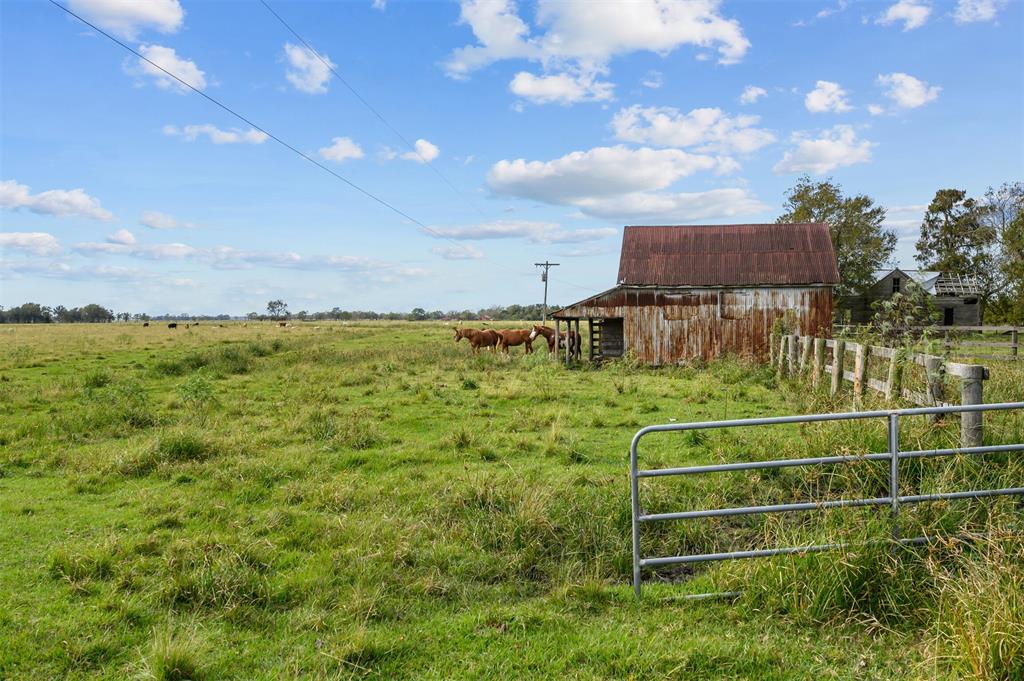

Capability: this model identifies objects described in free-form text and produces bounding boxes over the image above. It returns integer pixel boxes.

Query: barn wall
[557,286,832,364]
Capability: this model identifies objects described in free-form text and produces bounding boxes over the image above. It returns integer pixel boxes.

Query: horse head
[454,328,463,342]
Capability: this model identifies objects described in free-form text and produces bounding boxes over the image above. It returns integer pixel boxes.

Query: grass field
[1,322,1022,680]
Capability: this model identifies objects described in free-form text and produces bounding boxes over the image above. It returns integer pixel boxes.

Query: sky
[1,0,1022,316]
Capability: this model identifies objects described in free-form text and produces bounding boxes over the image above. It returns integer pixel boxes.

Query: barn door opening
[943,308,954,326]
[599,318,624,359]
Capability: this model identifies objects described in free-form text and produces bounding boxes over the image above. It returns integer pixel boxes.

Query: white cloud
[284,42,334,94]
[486,146,760,221]
[954,0,1006,23]
[427,220,616,244]
[107,229,136,245]
[371,0,387,10]
[444,0,749,76]
[0,259,199,286]
[401,139,440,163]
[67,0,184,40]
[0,179,113,221]
[509,70,614,105]
[877,72,941,108]
[804,80,852,113]
[868,104,885,116]
[641,70,663,89]
[70,239,426,281]
[131,44,206,92]
[162,124,268,144]
[876,0,931,31]
[610,105,775,154]
[432,244,484,260]
[140,210,196,230]
[773,125,875,175]
[318,137,364,162]
[573,188,766,222]
[883,204,928,232]
[739,85,767,104]
[444,0,750,105]
[0,231,61,256]
[488,145,727,205]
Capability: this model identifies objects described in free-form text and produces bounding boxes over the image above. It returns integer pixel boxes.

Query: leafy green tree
[979,182,1024,323]
[777,176,895,297]
[916,189,996,296]
[266,300,289,320]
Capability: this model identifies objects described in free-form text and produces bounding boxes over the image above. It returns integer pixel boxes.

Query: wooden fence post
[813,338,826,387]
[885,350,902,401]
[800,336,813,373]
[777,336,787,373]
[788,334,799,377]
[958,365,987,448]
[853,343,867,405]
[770,332,777,365]
[925,356,944,422]
[831,339,845,396]
[554,320,560,361]
[1012,329,1019,360]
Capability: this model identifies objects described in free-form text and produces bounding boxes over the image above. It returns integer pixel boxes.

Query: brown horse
[496,329,534,354]
[454,327,500,354]
[529,325,556,354]
[557,327,581,358]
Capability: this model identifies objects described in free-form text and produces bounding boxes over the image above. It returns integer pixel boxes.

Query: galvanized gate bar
[630,401,1024,597]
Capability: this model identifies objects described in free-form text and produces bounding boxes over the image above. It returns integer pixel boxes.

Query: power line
[47,0,595,295]
[260,0,483,214]
[258,0,596,295]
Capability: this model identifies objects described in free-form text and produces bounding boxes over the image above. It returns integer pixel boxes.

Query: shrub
[176,373,215,409]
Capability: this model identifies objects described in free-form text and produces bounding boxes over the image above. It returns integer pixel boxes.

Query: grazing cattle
[529,325,558,354]
[495,329,534,354]
[278,321,287,327]
[143,322,149,327]
[454,327,500,354]
[168,323,177,329]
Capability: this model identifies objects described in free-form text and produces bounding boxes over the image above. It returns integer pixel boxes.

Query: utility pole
[535,261,559,324]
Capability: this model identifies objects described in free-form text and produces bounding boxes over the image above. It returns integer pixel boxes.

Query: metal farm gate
[629,402,1024,597]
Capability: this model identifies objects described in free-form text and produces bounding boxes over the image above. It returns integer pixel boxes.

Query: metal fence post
[630,435,642,598]
[960,366,988,447]
[889,412,900,540]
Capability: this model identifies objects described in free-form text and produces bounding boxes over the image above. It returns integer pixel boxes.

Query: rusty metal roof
[617,223,840,286]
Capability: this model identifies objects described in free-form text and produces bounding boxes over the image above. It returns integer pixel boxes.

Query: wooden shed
[552,223,840,365]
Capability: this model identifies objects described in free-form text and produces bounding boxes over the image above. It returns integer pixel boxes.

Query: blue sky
[1,0,1022,315]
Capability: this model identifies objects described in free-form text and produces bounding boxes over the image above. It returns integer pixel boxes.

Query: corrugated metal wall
[558,286,832,364]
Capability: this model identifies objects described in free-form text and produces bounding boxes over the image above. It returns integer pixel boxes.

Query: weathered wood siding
[557,286,832,364]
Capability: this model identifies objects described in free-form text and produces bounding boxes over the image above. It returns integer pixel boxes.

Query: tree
[266,300,289,320]
[916,188,995,292]
[979,182,1024,323]
[778,176,895,297]
[409,307,428,321]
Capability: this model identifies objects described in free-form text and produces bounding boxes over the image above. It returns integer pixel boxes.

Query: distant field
[1,322,1022,679]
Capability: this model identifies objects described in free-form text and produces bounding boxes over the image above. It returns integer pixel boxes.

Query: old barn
[552,223,840,365]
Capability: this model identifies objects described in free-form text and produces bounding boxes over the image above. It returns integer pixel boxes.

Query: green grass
[0,321,1022,679]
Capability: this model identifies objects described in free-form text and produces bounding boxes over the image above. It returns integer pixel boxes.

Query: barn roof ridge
[616,222,840,287]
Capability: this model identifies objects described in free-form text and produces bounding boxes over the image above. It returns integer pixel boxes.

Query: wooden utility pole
[535,262,559,324]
